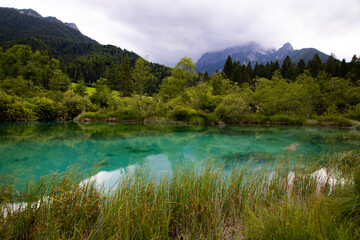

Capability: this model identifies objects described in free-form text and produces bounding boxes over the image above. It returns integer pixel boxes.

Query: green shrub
[344,104,360,121]
[269,114,305,125]
[317,115,352,127]
[214,94,248,123]
[60,90,94,120]
[32,97,59,121]
[168,106,197,121]
[0,91,35,121]
[6,101,35,121]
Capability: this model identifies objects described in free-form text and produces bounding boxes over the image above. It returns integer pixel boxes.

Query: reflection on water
[0,122,358,189]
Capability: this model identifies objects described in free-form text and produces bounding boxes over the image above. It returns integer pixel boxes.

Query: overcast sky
[2,0,360,66]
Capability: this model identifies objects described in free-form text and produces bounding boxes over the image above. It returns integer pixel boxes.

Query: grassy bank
[1,151,360,239]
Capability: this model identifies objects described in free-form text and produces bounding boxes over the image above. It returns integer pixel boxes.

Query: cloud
[2,0,360,66]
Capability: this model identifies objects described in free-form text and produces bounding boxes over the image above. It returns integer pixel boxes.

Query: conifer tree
[307,54,325,77]
[223,55,234,79]
[281,56,296,80]
[297,59,306,75]
[119,56,134,97]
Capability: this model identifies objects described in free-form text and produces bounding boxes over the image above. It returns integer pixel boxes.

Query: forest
[0,44,359,126]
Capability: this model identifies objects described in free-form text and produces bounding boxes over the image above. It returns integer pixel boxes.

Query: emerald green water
[0,122,359,188]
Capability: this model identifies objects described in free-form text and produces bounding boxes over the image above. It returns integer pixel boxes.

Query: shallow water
[0,122,358,189]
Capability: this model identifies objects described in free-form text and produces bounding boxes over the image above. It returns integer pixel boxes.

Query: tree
[325,54,340,77]
[158,76,186,101]
[223,55,233,79]
[297,59,306,75]
[307,54,325,77]
[132,58,152,100]
[172,56,198,86]
[49,69,71,92]
[201,70,210,83]
[281,56,296,80]
[90,78,112,108]
[119,56,134,97]
[74,78,87,97]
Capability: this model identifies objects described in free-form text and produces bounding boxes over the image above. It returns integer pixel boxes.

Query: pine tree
[325,54,340,77]
[297,59,306,75]
[307,54,325,77]
[223,55,233,79]
[281,56,296,80]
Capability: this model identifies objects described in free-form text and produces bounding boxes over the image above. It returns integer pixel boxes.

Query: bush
[214,94,248,123]
[60,90,94,120]
[344,104,360,121]
[168,106,197,121]
[316,115,352,127]
[6,101,35,121]
[269,114,305,125]
[32,97,59,121]
[0,91,35,121]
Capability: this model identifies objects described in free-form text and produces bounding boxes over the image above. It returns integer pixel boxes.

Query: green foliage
[187,83,218,111]
[168,106,197,122]
[158,76,186,101]
[268,114,305,125]
[132,58,152,99]
[33,97,59,121]
[49,69,71,92]
[172,56,198,86]
[90,78,113,108]
[0,91,35,121]
[2,152,360,239]
[60,90,94,120]
[0,76,34,96]
[223,55,233,78]
[210,73,236,96]
[344,103,360,121]
[73,79,87,97]
[214,94,249,123]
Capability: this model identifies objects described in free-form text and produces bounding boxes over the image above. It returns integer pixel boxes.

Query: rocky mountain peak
[18,8,79,31]
[18,9,42,19]
[195,41,328,74]
[277,42,294,59]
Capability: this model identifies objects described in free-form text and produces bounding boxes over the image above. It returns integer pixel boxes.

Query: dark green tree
[119,56,134,97]
[281,56,296,80]
[223,55,234,79]
[297,59,306,75]
[325,54,340,77]
[307,54,325,77]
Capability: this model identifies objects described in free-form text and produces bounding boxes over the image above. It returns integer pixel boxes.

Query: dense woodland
[0,44,359,125]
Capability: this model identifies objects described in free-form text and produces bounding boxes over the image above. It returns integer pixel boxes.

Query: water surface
[0,122,358,188]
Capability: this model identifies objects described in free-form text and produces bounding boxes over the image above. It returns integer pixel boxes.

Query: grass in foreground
[1,151,360,239]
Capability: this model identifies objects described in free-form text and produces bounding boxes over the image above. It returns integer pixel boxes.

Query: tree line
[216,53,360,86]
[0,44,359,126]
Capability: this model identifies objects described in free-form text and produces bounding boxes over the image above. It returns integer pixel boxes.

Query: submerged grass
[1,151,360,239]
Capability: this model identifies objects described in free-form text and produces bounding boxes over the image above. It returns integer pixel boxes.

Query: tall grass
[1,151,360,239]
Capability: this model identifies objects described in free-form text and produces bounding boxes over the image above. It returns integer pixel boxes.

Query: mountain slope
[196,42,329,74]
[0,7,139,63]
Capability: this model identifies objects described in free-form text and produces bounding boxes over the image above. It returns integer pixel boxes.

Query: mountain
[18,9,80,31]
[0,7,141,63]
[1,7,167,84]
[195,42,329,74]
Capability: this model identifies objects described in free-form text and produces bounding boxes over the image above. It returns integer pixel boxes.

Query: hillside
[196,42,329,74]
[0,7,170,84]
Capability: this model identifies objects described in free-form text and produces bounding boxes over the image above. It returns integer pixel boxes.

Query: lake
[0,122,358,189]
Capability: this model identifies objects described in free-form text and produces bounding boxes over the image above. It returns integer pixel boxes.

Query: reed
[1,151,359,239]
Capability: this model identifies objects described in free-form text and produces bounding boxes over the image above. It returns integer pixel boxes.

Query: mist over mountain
[196,42,329,74]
